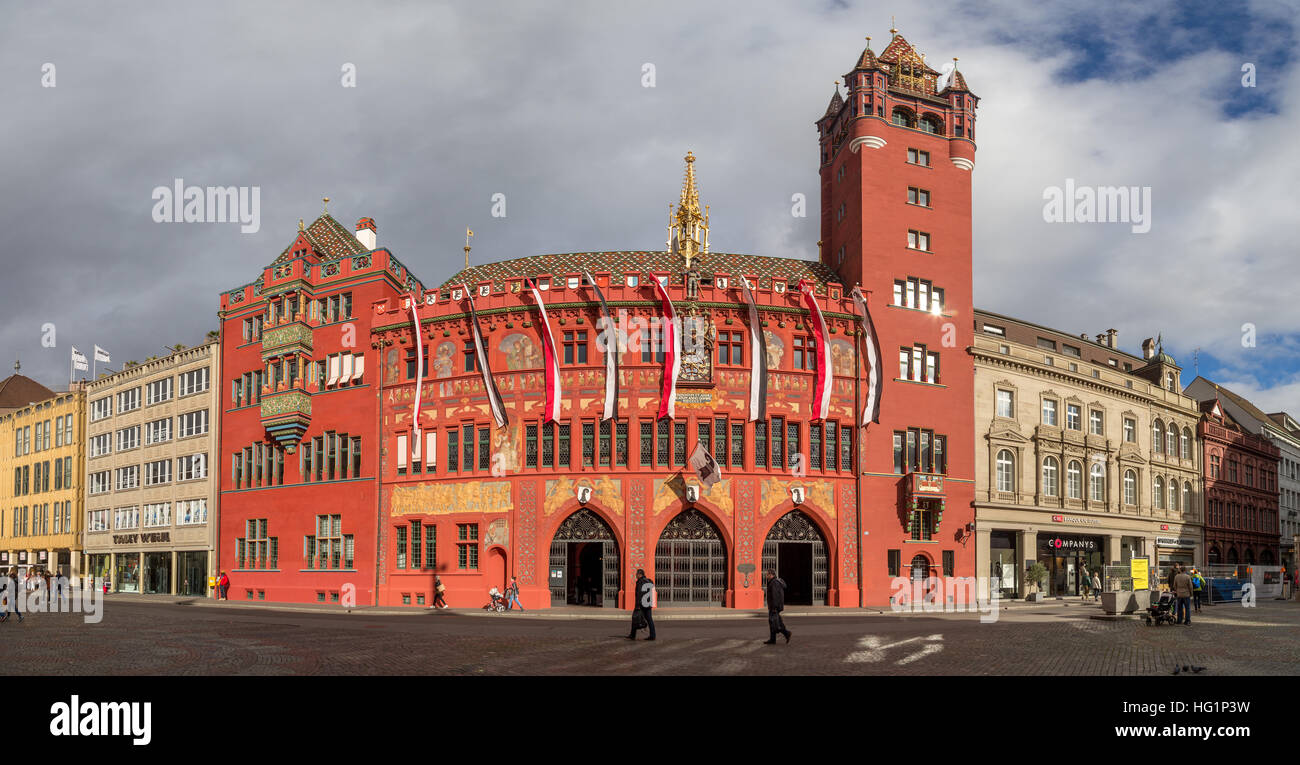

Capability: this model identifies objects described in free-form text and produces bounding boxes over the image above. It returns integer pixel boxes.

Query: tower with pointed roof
[817,29,980,601]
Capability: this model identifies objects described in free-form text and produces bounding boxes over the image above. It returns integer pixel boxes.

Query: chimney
[1141,337,1155,359]
[1106,328,1118,349]
[1096,334,1106,346]
[355,217,377,250]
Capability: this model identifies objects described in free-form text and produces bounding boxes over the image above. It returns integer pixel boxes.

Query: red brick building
[1196,397,1281,566]
[217,214,424,604]
[217,30,979,608]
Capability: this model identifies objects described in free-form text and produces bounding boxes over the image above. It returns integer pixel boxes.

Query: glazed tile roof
[442,251,842,292]
[853,45,881,71]
[877,35,940,75]
[942,68,970,94]
[823,89,844,118]
[273,213,369,265]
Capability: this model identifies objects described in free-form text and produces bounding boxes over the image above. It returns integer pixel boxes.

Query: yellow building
[0,375,87,577]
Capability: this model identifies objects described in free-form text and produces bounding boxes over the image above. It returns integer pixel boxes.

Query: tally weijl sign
[49,696,151,746]
[151,179,260,233]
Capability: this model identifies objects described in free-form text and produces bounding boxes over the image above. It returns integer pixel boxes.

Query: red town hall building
[1194,393,1281,567]
[216,31,979,608]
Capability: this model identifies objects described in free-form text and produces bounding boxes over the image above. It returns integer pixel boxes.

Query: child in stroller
[1144,589,1177,626]
[483,586,507,613]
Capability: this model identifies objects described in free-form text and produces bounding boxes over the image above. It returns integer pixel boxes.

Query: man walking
[505,576,524,611]
[1173,564,1194,625]
[0,567,23,623]
[763,570,792,644]
[1190,568,1205,612]
[627,568,655,641]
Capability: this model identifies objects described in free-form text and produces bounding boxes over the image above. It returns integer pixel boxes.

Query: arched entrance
[1227,547,1239,565]
[1208,546,1220,565]
[654,508,727,606]
[762,510,828,605]
[1245,548,1255,565]
[486,547,507,591]
[548,508,620,608]
[910,554,931,581]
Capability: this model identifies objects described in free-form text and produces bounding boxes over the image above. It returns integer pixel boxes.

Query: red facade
[1198,402,1281,566]
[217,217,423,604]
[215,31,980,608]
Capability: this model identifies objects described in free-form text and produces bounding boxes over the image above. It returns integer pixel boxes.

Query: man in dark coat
[626,568,656,640]
[1172,564,1194,625]
[763,570,792,644]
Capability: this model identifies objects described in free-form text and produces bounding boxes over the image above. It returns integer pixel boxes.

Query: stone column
[1021,529,1038,598]
[975,526,992,601]
[170,550,178,595]
[109,552,116,592]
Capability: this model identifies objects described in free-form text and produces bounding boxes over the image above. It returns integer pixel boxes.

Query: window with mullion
[615,420,628,466]
[462,425,474,472]
[540,422,553,468]
[478,427,490,471]
[771,418,784,470]
[730,422,744,468]
[423,525,436,568]
[447,429,459,472]
[755,421,768,467]
[640,421,653,466]
[697,421,711,462]
[714,418,727,461]
[525,424,538,468]
[810,424,822,470]
[826,422,838,471]
[558,424,571,468]
[582,422,595,467]
[786,422,800,469]
[673,422,687,466]
[411,520,422,569]
[599,420,612,466]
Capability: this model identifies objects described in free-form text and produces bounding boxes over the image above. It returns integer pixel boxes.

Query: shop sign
[912,474,944,494]
[1041,534,1100,552]
[112,532,171,545]
[1160,524,1169,531]
[1156,537,1196,549]
[17,551,27,564]
[1051,514,1102,526]
[0,552,8,564]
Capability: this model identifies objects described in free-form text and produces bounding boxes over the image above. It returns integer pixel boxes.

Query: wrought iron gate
[549,509,620,608]
[762,510,828,605]
[654,509,727,606]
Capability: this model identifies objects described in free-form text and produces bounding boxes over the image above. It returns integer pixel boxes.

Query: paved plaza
[2,594,1297,676]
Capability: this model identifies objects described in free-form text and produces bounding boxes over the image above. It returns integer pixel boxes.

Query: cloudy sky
[2,0,1297,413]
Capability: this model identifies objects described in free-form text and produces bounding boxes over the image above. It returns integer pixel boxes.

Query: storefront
[178,551,209,596]
[989,531,1019,598]
[114,552,141,593]
[85,554,110,585]
[1039,534,1103,597]
[143,552,172,594]
[1156,536,1197,570]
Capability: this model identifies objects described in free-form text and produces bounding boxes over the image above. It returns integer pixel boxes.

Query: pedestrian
[626,568,655,641]
[218,570,230,601]
[433,576,448,609]
[1090,571,1102,602]
[1079,566,1091,602]
[505,576,524,611]
[1173,564,1194,625]
[0,567,23,623]
[763,570,792,645]
[1190,568,1205,612]
[1166,564,1178,593]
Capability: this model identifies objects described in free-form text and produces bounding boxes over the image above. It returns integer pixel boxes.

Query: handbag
[633,609,647,630]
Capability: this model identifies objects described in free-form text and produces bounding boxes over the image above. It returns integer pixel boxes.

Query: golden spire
[890,17,897,36]
[669,151,709,269]
[464,227,474,269]
[322,196,330,213]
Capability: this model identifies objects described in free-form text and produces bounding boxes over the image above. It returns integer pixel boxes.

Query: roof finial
[670,151,709,269]
[13,360,19,373]
[890,16,897,36]
[464,227,474,269]
[298,218,304,231]
[322,196,330,213]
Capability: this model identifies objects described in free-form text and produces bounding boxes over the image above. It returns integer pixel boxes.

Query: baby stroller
[1144,590,1177,626]
[482,586,506,613]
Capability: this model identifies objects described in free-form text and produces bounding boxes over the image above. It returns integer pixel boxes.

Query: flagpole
[852,288,863,608]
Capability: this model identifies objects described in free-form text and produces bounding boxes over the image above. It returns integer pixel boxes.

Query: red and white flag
[799,279,832,422]
[526,278,562,423]
[408,293,424,441]
[851,286,883,426]
[460,283,509,428]
[739,277,768,421]
[583,270,618,421]
[650,273,682,420]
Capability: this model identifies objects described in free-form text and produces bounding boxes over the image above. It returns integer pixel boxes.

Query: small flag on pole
[71,347,88,372]
[93,345,111,363]
[688,442,722,488]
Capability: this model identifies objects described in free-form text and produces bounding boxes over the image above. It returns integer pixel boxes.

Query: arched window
[910,554,930,582]
[1067,460,1082,499]
[1180,428,1191,460]
[1090,463,1105,502]
[919,114,943,134]
[1042,457,1059,497]
[891,108,915,128]
[1153,420,1164,454]
[1182,481,1191,514]
[1166,425,1177,456]
[1154,476,1164,509]
[1168,479,1178,512]
[1124,470,1136,505]
[996,449,1015,493]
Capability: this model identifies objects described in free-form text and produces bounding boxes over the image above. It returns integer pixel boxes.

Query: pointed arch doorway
[548,508,620,608]
[654,508,727,606]
[762,510,829,605]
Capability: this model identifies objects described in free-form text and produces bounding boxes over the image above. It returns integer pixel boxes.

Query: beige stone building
[973,310,1203,599]
[83,343,219,594]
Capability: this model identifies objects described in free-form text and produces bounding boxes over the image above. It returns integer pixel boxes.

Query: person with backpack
[1190,568,1205,612]
[626,569,655,641]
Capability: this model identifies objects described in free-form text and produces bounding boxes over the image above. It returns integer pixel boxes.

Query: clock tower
[817,30,979,603]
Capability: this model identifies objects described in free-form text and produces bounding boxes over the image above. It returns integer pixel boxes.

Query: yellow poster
[1130,558,1149,590]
